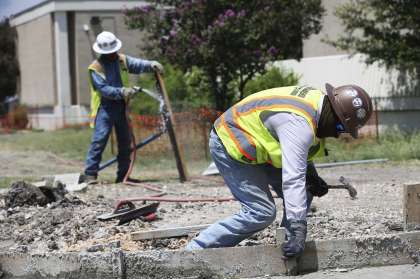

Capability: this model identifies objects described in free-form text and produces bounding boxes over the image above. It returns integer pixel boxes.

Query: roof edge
[10,0,149,26]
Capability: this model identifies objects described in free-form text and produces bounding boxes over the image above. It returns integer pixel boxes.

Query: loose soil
[1,150,420,254]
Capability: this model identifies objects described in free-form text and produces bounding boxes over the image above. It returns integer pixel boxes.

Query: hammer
[327,176,357,199]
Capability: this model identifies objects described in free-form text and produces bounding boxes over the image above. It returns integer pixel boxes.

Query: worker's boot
[79,174,98,185]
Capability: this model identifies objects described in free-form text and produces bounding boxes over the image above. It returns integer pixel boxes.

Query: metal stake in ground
[155,71,189,182]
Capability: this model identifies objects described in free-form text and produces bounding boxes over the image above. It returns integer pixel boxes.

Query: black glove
[282,220,307,258]
[306,162,329,197]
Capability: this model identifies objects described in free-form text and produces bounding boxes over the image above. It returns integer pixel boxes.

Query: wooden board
[131,224,210,241]
[403,183,420,230]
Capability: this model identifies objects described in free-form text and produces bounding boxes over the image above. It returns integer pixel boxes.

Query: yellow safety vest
[214,86,326,168]
[87,54,130,128]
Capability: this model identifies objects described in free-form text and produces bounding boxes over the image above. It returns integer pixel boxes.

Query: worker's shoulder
[88,59,104,73]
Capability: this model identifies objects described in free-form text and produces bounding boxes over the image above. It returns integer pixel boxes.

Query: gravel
[1,161,420,253]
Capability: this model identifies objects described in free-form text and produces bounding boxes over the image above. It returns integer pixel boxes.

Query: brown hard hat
[325,83,373,138]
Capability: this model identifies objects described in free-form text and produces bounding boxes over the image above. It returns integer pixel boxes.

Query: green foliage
[243,67,300,97]
[0,19,19,102]
[130,64,212,114]
[125,0,324,110]
[331,0,420,73]
[316,129,420,163]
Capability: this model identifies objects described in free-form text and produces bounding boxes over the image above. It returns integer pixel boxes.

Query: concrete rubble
[1,162,420,277]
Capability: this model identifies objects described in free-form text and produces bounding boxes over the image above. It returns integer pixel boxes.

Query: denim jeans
[84,101,131,179]
[186,129,313,250]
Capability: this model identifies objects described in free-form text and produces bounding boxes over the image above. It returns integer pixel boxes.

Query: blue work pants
[84,101,131,179]
[186,130,313,249]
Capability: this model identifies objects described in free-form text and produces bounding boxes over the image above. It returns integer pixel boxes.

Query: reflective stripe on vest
[215,86,325,167]
[87,54,129,128]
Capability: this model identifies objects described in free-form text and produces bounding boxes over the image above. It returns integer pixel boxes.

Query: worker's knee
[246,207,276,230]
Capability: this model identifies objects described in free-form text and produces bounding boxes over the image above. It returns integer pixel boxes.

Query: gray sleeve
[264,113,314,221]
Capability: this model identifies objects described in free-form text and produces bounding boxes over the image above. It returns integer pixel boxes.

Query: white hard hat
[92,31,122,54]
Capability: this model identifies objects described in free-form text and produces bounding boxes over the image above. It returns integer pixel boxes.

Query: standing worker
[82,31,163,184]
[186,84,373,258]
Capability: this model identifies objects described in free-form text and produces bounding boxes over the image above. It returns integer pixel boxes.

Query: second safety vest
[214,86,326,168]
[87,54,129,128]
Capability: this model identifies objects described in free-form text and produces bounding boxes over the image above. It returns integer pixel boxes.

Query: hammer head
[339,176,357,199]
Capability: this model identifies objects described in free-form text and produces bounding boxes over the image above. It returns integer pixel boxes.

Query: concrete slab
[298,231,420,273]
[131,224,211,241]
[125,246,296,278]
[1,231,419,279]
[0,251,122,279]
[263,264,420,279]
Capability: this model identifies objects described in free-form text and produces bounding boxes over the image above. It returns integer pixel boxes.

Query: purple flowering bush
[125,0,324,111]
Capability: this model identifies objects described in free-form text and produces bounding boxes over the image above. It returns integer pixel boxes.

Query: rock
[108,240,121,249]
[86,244,104,252]
[0,210,6,222]
[5,181,49,208]
[47,240,58,250]
[93,228,108,239]
[15,245,28,253]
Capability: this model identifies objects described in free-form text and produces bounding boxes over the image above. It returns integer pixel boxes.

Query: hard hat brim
[325,83,358,139]
[92,38,122,54]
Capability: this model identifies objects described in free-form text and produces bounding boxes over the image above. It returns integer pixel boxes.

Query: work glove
[151,61,164,74]
[306,162,329,197]
[121,87,138,98]
[282,220,307,258]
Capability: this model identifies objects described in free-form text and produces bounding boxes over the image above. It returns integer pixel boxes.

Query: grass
[0,127,100,162]
[317,130,420,163]
[0,127,211,187]
[1,128,420,183]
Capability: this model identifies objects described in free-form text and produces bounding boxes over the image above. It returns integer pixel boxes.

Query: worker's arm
[125,55,154,74]
[90,71,125,100]
[264,112,313,221]
[264,112,313,257]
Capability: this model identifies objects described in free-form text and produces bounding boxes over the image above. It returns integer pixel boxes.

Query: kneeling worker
[186,84,372,258]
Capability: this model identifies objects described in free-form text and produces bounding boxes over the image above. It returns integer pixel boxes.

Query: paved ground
[261,264,420,279]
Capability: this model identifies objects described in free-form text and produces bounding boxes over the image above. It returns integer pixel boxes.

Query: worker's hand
[307,175,329,197]
[282,220,307,258]
[151,61,164,74]
[306,163,329,197]
[121,87,138,98]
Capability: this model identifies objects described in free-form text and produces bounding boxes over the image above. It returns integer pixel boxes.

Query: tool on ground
[97,201,160,225]
[327,176,357,199]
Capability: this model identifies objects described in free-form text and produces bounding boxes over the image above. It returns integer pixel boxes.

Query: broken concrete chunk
[5,181,49,208]
[65,182,88,192]
[86,244,105,253]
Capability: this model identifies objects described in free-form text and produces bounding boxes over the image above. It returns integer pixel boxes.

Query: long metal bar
[315,158,388,169]
[98,131,165,171]
[155,72,189,182]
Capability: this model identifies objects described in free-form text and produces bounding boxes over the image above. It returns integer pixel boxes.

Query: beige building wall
[303,0,348,58]
[74,11,148,106]
[16,14,56,107]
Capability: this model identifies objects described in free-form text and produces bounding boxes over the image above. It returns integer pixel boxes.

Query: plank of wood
[131,224,211,241]
[404,183,420,230]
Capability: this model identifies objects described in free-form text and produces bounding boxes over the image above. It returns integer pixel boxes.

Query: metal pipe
[315,158,388,168]
[98,131,165,171]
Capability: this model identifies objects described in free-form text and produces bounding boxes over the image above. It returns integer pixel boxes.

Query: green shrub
[243,67,300,97]
[130,64,212,114]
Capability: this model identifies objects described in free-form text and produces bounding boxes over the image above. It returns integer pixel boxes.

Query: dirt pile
[4,180,70,208]
[5,181,50,207]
